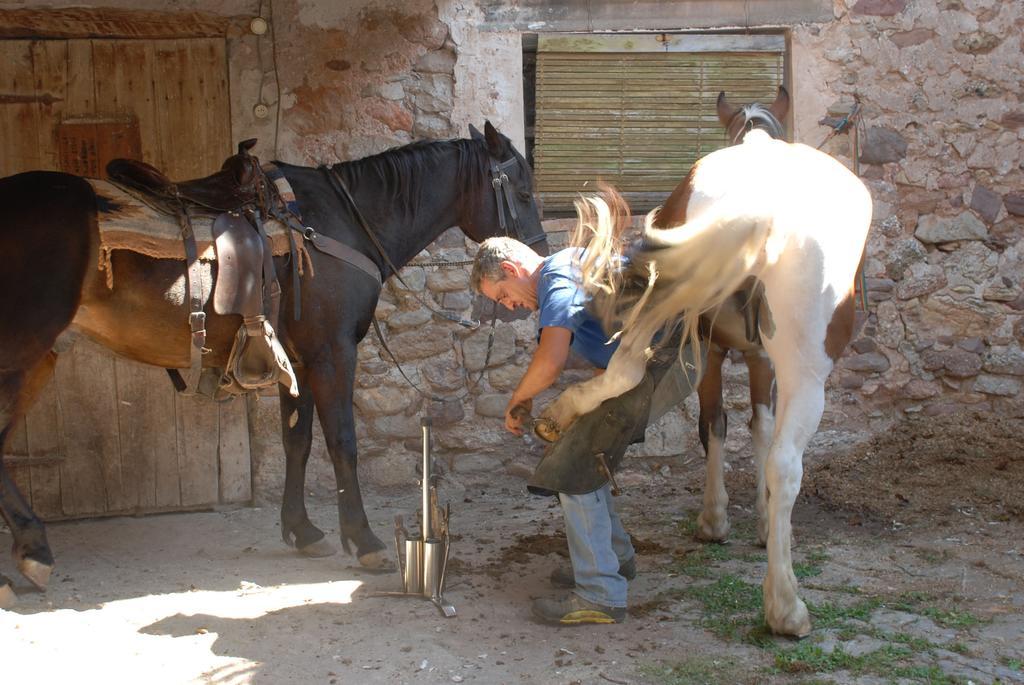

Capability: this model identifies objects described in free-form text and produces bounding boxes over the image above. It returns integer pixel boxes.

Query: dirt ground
[2,413,1023,685]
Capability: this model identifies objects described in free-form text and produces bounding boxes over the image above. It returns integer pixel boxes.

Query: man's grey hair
[470,236,535,292]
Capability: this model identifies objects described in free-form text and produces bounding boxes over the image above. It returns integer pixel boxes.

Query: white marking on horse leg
[762,379,823,638]
[751,403,774,546]
[18,557,53,591]
[543,344,647,430]
[696,433,730,541]
[0,577,16,609]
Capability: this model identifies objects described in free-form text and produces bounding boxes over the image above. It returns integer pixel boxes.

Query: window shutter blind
[534,34,784,215]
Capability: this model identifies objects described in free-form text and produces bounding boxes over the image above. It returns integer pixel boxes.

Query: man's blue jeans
[559,484,635,608]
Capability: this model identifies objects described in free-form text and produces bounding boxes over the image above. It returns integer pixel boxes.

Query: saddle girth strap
[177,200,207,395]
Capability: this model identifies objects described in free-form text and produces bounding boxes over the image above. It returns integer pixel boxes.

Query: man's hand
[505,398,532,435]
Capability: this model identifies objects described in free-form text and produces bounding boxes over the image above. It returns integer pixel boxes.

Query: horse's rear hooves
[18,558,53,591]
[298,539,337,558]
[0,578,15,609]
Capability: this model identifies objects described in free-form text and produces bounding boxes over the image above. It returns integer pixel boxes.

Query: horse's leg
[695,344,730,542]
[744,348,775,547]
[0,353,58,594]
[278,366,336,557]
[542,342,648,432]
[307,343,387,568]
[759,333,830,637]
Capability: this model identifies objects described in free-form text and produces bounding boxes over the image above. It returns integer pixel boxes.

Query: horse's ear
[717,91,739,128]
[468,124,484,142]
[483,120,509,158]
[769,85,790,123]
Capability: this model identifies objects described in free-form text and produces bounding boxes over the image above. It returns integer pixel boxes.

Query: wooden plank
[113,360,178,512]
[64,39,96,118]
[110,40,159,164]
[193,38,232,167]
[218,400,251,504]
[0,40,40,175]
[174,393,220,507]
[24,370,65,520]
[0,7,230,39]
[28,39,68,171]
[152,39,202,178]
[54,342,117,517]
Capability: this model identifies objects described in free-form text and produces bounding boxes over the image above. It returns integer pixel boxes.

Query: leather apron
[527,340,705,496]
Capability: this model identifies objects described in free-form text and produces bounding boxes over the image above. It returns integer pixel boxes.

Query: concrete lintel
[480,0,833,32]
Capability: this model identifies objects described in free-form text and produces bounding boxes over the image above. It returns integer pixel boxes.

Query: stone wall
[788,0,1023,450]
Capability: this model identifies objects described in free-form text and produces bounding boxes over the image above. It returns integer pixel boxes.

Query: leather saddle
[107,138,262,213]
[106,139,299,401]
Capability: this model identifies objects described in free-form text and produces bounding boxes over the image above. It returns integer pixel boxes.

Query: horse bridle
[489,156,546,247]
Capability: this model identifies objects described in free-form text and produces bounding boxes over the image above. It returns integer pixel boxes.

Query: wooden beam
[0,7,231,39]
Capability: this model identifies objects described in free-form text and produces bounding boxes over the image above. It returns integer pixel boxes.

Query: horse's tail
[569,183,634,303]
[598,201,773,375]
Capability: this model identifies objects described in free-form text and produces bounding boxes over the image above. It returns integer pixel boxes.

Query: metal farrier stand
[370,417,455,617]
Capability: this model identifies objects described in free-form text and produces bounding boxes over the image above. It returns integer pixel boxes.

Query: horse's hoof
[767,599,811,638]
[19,557,53,591]
[357,550,391,571]
[0,578,15,609]
[695,512,730,543]
[534,418,561,443]
[298,539,337,558]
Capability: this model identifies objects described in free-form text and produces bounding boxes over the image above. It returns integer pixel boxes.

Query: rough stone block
[970,185,1002,223]
[426,269,470,292]
[354,385,414,416]
[851,0,907,15]
[953,31,1001,55]
[387,326,453,361]
[859,126,908,165]
[842,352,891,373]
[1004,193,1024,217]
[462,324,516,371]
[973,374,1020,396]
[915,212,988,243]
[475,393,510,418]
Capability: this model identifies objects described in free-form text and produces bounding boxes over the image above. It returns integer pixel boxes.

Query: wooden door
[0,37,252,519]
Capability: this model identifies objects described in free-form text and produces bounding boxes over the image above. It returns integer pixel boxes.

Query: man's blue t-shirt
[536,248,619,369]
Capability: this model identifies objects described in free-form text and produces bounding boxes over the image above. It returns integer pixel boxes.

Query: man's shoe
[532,593,626,625]
[549,556,637,589]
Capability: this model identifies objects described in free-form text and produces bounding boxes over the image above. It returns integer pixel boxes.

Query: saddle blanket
[87,163,309,287]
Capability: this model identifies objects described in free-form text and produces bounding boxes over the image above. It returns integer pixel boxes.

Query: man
[470,236,639,625]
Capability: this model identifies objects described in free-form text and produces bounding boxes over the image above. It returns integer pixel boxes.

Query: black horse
[0,122,548,600]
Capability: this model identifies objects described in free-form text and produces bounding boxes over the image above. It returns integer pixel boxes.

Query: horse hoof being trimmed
[18,558,53,591]
[297,539,337,558]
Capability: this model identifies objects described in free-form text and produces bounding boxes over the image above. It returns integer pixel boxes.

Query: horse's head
[461,121,549,256]
[717,86,789,145]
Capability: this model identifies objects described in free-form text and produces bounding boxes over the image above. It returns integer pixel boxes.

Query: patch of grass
[886,592,984,629]
[772,642,912,675]
[736,551,767,563]
[1004,657,1023,672]
[809,598,881,629]
[889,663,959,683]
[685,575,763,640]
[919,606,982,630]
[793,561,823,579]
[638,656,745,685]
[671,543,732,579]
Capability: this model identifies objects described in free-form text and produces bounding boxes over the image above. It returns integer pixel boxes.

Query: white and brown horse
[544,88,872,636]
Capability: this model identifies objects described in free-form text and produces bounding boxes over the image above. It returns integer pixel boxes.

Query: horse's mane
[330,138,490,219]
[730,103,785,142]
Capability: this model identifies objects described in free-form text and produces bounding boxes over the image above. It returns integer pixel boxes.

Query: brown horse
[0,122,548,602]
